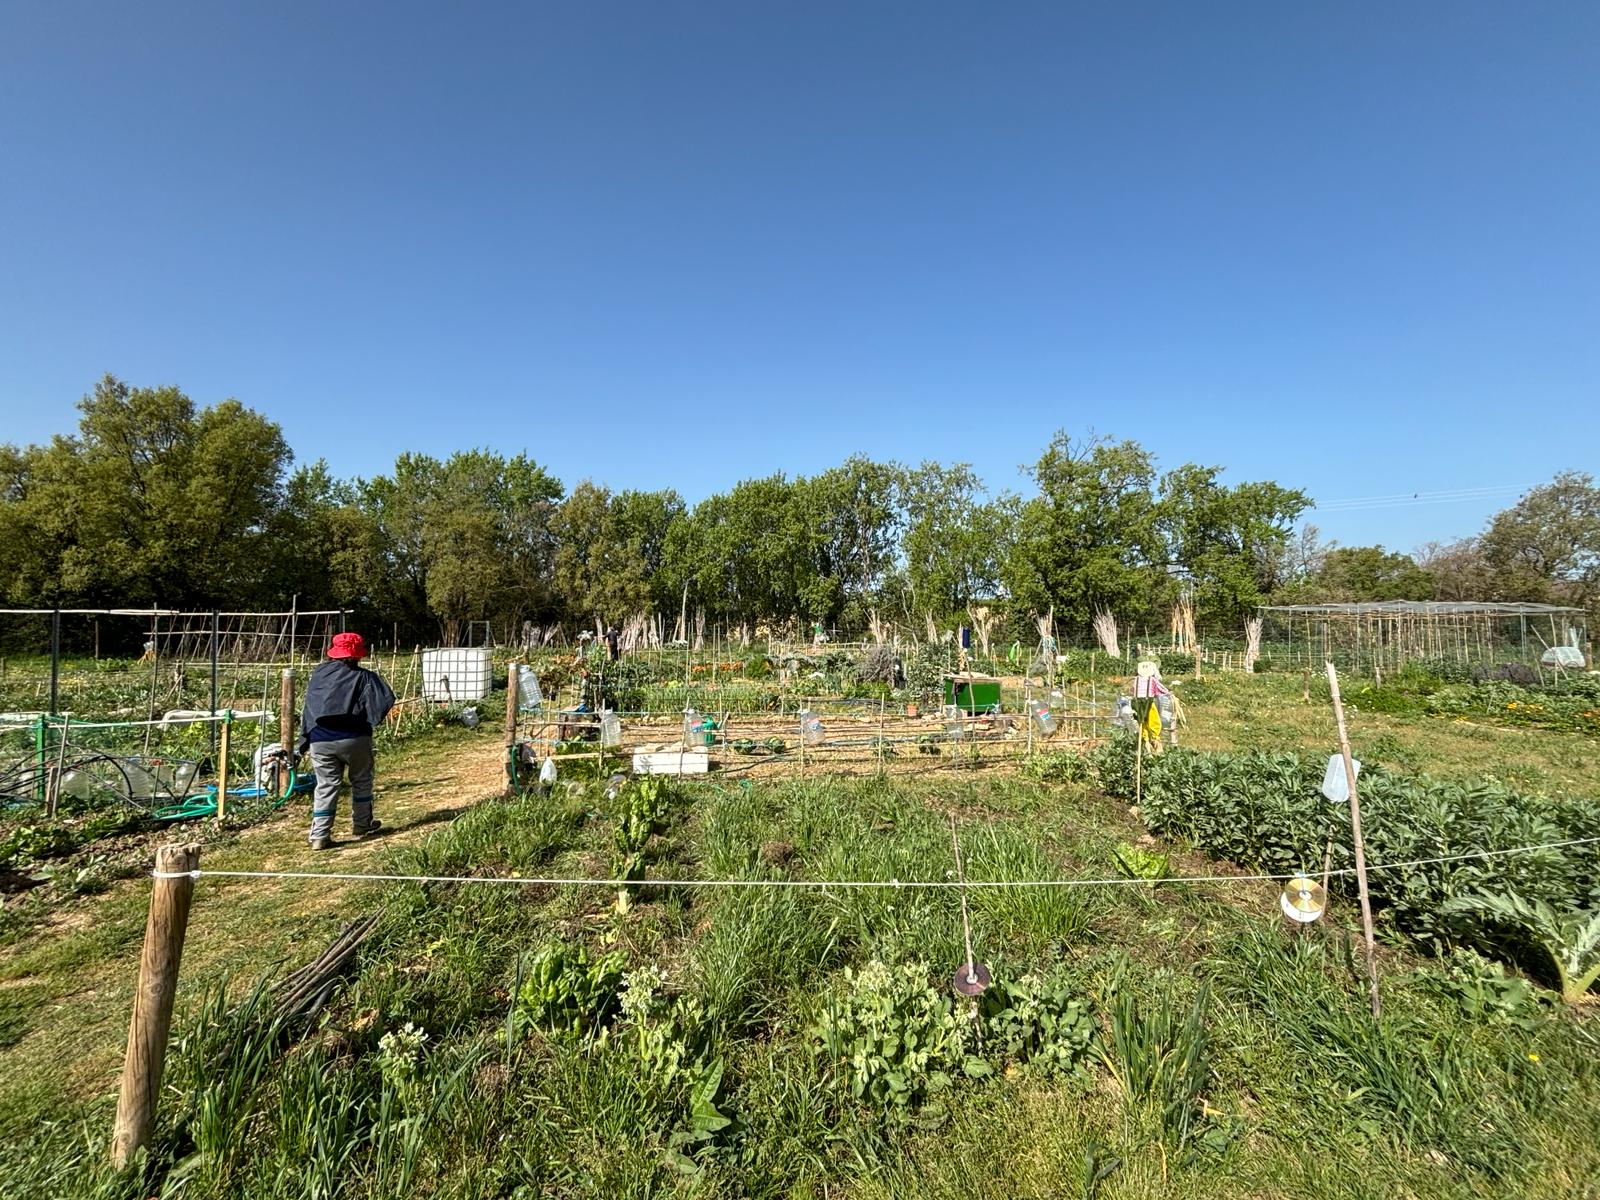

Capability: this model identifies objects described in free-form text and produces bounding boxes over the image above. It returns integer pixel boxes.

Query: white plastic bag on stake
[1321,753,1360,804]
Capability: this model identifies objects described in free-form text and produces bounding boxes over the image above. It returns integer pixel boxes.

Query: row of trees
[2,376,1594,647]
[1274,475,1600,616]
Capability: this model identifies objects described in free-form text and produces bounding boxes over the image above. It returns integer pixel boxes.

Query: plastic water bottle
[1027,699,1057,735]
[682,707,700,747]
[516,665,543,711]
[800,710,824,746]
[600,710,621,747]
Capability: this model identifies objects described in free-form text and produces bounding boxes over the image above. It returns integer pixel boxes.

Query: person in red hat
[298,631,396,850]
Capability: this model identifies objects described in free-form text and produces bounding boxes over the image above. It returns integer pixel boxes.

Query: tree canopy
[2,377,1590,645]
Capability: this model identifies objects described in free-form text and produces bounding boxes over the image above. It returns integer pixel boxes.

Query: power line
[1310,484,1529,514]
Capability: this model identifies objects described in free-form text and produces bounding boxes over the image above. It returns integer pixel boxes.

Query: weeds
[6,719,1600,1198]
[1094,965,1214,1154]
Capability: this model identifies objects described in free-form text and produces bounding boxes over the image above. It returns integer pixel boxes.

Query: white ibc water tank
[422,648,493,702]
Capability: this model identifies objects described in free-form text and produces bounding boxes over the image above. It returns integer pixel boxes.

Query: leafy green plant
[0,824,78,870]
[616,966,733,1174]
[812,958,977,1115]
[1100,742,1600,972]
[610,776,673,898]
[1414,950,1546,1028]
[1426,677,1600,736]
[979,970,1095,1076]
[513,941,625,1041]
[1110,842,1170,885]
[902,643,949,702]
[1023,750,1091,783]
[1442,893,1600,1004]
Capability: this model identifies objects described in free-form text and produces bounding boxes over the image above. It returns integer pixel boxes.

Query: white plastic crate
[632,746,709,775]
[422,648,492,702]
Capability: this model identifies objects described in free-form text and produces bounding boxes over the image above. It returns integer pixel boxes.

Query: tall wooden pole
[215,713,231,819]
[111,843,200,1169]
[1325,662,1381,1018]
[277,669,295,796]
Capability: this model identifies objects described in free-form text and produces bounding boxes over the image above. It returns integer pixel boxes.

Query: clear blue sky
[3,2,1596,554]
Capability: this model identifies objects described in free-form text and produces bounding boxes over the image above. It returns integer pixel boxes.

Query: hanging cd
[952,961,991,996]
[1280,876,1327,924]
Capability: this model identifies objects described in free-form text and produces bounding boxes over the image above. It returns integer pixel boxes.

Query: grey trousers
[308,737,376,842]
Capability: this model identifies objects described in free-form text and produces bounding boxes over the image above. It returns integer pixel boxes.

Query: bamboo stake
[216,713,231,819]
[45,715,70,818]
[111,842,200,1169]
[877,695,886,776]
[1025,678,1034,760]
[1325,662,1381,1018]
[1134,727,1143,809]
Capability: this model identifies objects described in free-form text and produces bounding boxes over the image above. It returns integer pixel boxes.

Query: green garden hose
[154,769,302,822]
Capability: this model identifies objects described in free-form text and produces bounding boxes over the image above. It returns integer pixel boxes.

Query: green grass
[2,673,1599,1198]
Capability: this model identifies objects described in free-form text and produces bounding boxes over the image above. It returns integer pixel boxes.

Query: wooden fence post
[111,842,201,1169]
[1325,663,1381,1018]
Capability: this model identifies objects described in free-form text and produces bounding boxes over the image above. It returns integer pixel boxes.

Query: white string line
[152,835,1600,888]
[0,712,273,731]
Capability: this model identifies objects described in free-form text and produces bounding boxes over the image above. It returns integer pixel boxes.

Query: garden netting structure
[1256,600,1587,677]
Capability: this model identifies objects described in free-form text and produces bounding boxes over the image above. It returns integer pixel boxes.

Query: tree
[803,457,904,623]
[0,375,290,607]
[669,475,816,631]
[1158,464,1309,626]
[1415,538,1496,602]
[260,461,372,613]
[1311,546,1435,602]
[552,483,682,628]
[1479,472,1600,609]
[1005,434,1165,636]
[355,450,563,644]
[900,462,1010,621]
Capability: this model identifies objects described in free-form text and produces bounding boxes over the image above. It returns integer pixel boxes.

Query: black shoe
[310,836,336,851]
[352,818,383,837]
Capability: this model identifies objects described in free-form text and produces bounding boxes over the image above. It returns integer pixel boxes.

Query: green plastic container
[943,676,1001,712]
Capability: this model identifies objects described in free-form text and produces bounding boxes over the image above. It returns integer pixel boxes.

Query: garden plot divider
[0,610,445,828]
[513,690,1113,783]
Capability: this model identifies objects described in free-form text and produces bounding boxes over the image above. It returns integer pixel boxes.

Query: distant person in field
[297,632,396,850]
[605,627,620,661]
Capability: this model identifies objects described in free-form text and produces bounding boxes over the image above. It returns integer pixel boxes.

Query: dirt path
[0,732,505,1119]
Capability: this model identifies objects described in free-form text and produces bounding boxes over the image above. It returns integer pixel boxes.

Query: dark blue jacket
[298,659,396,752]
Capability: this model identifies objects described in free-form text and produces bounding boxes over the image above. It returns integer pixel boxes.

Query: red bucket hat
[328,631,368,660]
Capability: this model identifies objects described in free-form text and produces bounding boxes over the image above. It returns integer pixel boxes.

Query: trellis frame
[1257,600,1586,677]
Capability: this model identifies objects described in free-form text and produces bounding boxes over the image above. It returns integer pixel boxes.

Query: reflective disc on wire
[1280,876,1327,924]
